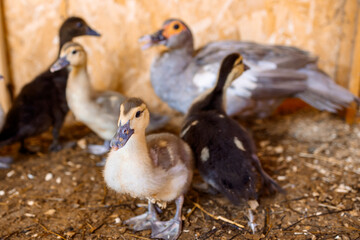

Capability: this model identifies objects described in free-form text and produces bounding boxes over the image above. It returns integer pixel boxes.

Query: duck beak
[50,56,70,72]
[86,26,101,37]
[139,29,167,50]
[110,120,134,151]
[244,64,250,71]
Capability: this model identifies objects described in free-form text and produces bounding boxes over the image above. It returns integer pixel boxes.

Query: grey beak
[110,120,134,151]
[50,56,70,72]
[86,26,101,37]
[139,29,167,50]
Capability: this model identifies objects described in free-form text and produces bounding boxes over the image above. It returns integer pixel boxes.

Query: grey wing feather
[147,133,193,171]
[94,90,126,115]
[195,41,317,69]
[245,69,308,99]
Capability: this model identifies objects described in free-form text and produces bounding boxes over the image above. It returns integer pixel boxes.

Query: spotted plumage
[181,53,283,204]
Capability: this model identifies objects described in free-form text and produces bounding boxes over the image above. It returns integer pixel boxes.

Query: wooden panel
[0,1,11,112]
[346,4,360,123]
[2,0,359,113]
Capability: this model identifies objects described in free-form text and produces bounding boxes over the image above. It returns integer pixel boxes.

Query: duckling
[50,42,168,160]
[0,17,100,155]
[181,53,283,204]
[104,97,193,240]
[140,19,359,118]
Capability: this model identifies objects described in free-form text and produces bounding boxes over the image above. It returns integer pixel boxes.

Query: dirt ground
[0,109,359,240]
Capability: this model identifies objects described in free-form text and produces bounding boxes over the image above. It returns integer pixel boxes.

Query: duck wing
[193,41,311,96]
[147,133,193,171]
[94,90,126,116]
[193,41,358,113]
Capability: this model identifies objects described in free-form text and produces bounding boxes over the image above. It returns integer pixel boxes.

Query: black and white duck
[181,53,283,204]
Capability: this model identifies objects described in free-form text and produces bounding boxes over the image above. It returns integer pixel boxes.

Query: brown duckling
[0,17,100,155]
[140,18,359,118]
[104,97,193,240]
[181,53,283,204]
[50,42,168,162]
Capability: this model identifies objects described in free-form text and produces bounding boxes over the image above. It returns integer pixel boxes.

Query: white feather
[193,63,219,91]
[230,70,258,98]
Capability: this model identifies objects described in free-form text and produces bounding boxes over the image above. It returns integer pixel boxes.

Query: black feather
[182,53,283,204]
[0,17,99,152]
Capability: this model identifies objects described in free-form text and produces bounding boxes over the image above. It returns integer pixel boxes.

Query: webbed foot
[87,140,110,155]
[0,156,13,169]
[49,142,62,152]
[124,200,158,231]
[124,212,154,231]
[151,219,182,240]
[95,157,106,167]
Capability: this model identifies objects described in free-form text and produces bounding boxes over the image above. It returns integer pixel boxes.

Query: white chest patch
[218,114,225,118]
[180,120,199,137]
[201,147,210,162]
[234,137,246,151]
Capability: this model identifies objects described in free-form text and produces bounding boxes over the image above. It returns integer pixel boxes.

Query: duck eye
[72,50,77,55]
[173,24,180,30]
[135,111,141,118]
[76,22,83,28]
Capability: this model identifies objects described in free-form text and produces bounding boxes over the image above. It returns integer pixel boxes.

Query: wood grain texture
[0,1,11,112]
[1,0,359,113]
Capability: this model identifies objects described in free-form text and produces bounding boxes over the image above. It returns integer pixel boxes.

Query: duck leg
[0,156,13,169]
[151,195,184,240]
[87,140,110,155]
[124,200,158,231]
[19,140,37,154]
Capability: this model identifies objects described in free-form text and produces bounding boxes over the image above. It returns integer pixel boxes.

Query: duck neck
[121,130,152,165]
[66,65,95,114]
[188,87,226,115]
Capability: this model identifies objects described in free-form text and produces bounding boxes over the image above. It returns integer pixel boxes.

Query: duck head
[59,17,100,47]
[110,98,150,151]
[50,42,87,72]
[139,19,193,51]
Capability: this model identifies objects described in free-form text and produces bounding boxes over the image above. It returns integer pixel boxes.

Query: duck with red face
[140,19,359,119]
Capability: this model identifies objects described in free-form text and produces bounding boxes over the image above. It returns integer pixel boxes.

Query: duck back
[182,112,257,203]
[0,68,68,146]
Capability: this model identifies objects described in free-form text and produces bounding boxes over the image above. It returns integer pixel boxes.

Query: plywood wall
[1,0,359,113]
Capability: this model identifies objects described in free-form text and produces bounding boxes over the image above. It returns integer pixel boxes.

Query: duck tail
[214,53,245,93]
[296,69,360,112]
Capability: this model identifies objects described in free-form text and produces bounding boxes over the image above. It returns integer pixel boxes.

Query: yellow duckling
[50,42,168,162]
[104,97,193,240]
